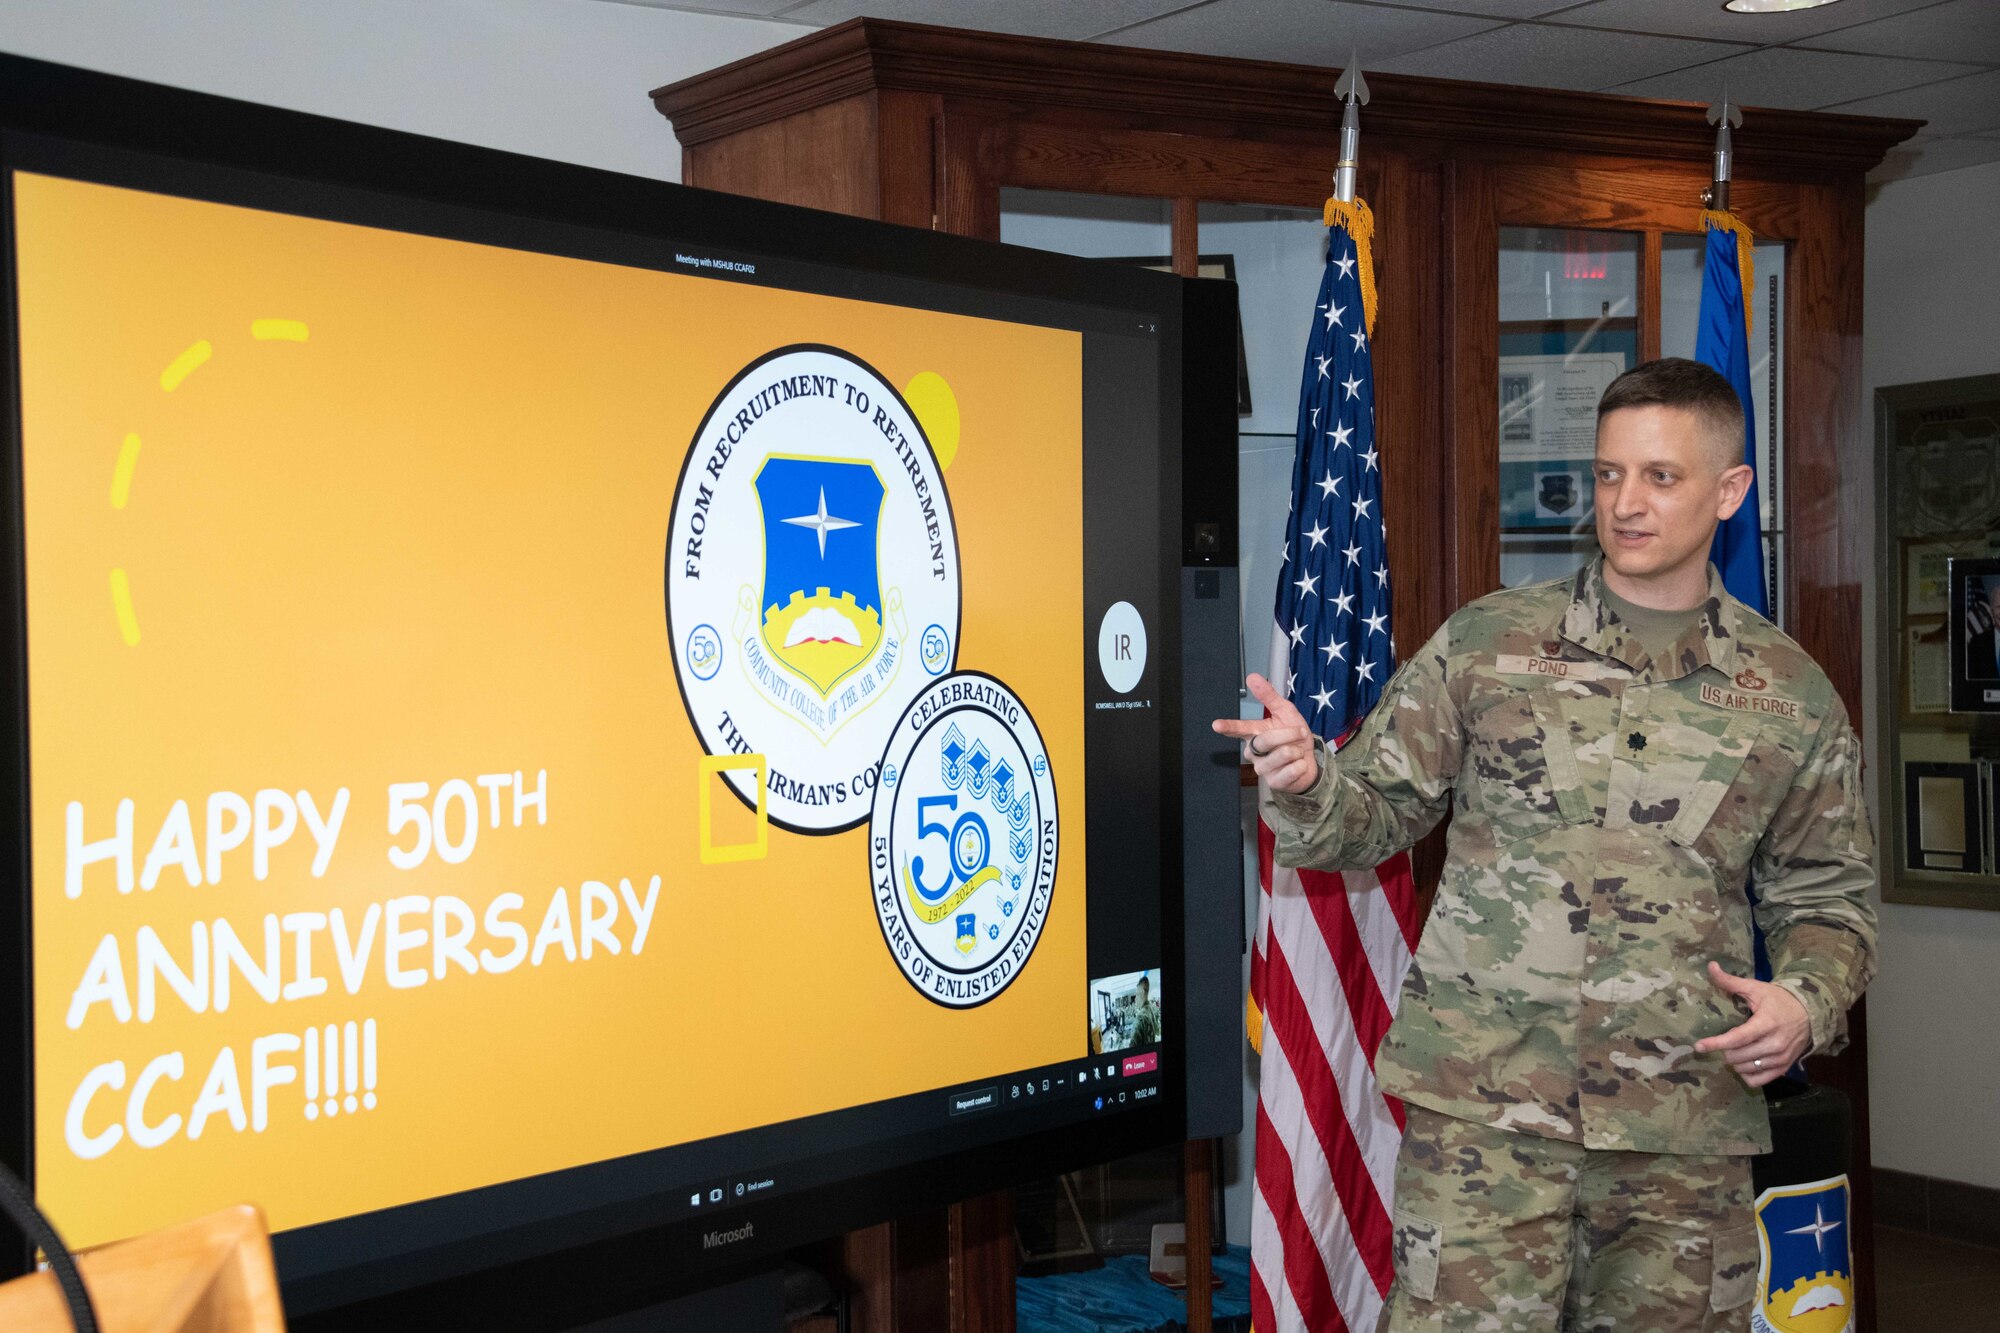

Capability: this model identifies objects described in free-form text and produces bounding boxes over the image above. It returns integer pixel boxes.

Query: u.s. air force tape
[869,672,1059,1008]
[665,345,961,835]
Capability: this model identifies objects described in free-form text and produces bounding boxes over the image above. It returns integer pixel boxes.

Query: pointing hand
[1211,673,1321,795]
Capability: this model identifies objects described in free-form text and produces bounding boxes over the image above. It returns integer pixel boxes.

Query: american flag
[1247,201,1423,1333]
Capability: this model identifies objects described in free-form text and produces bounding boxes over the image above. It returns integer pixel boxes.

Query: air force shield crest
[1752,1176,1853,1333]
[667,346,961,834]
[755,456,885,695]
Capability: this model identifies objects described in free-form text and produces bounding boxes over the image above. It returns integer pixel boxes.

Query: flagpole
[1249,51,1416,1333]
[1704,92,1740,213]
[1332,51,1368,205]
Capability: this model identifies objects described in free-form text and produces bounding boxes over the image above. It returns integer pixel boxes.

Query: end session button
[1122,1052,1158,1077]
[949,1086,1000,1116]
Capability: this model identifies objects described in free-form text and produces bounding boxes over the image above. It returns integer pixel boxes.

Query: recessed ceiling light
[1723,0,1842,12]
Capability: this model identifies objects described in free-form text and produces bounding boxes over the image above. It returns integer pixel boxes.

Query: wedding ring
[1752,1058,1763,1069]
[1247,735,1269,758]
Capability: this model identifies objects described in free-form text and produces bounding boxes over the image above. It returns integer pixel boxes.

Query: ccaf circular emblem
[869,672,1058,1007]
[667,346,961,834]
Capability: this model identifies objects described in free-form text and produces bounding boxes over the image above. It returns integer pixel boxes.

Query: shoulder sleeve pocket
[1709,1223,1760,1312]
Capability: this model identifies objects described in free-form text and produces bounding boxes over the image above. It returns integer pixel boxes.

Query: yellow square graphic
[698,754,768,863]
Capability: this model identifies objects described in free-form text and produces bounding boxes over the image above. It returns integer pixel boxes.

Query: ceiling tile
[1551,0,1945,45]
[1793,0,2000,64]
[772,0,1199,41]
[1372,22,1748,90]
[1823,67,2000,137]
[1606,45,1979,109]
[1870,134,2000,181]
[621,0,809,15]
[1098,0,1501,63]
[1380,0,1582,14]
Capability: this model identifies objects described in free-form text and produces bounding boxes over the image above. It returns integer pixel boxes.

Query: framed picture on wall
[1948,556,2000,712]
[1110,253,1253,416]
[1905,619,1950,716]
[1902,761,1984,875]
[1905,540,1967,617]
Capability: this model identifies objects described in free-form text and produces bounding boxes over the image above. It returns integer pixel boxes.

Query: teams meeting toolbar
[668,1049,1164,1224]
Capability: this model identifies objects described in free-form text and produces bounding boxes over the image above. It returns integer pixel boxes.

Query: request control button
[948,1086,1000,1117]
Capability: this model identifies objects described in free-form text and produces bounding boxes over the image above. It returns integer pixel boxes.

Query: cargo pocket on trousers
[1709,1224,1759,1312]
[1391,1209,1441,1302]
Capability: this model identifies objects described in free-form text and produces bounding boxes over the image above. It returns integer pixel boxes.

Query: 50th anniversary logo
[665,345,1057,1005]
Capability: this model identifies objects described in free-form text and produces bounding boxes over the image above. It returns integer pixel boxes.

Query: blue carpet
[1017,1245,1253,1333]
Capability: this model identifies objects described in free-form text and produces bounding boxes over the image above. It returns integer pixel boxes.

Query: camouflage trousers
[1378,1104,1759,1332]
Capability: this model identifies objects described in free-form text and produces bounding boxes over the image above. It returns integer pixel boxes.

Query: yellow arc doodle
[107,568,140,646]
[115,321,313,644]
[902,861,1000,925]
[902,371,959,470]
[158,339,211,392]
[109,434,141,509]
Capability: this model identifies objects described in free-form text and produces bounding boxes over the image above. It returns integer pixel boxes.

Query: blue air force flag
[1695,213,1769,617]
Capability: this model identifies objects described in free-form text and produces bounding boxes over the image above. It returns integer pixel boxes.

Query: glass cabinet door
[1494,225,1789,618]
[1495,227,1640,588]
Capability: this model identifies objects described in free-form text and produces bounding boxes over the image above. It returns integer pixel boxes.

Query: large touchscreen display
[14,166,1169,1254]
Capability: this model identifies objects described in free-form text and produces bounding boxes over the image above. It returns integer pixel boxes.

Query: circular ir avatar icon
[1096,601,1147,694]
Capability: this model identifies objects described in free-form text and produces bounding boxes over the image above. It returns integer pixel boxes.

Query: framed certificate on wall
[1902,761,1984,874]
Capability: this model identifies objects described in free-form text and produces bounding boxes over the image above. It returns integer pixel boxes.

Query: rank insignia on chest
[1627,732,1646,753]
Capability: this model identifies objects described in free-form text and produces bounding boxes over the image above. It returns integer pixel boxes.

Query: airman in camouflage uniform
[1219,359,1877,1331]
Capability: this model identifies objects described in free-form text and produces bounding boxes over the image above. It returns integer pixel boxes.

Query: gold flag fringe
[1700,208,1755,345]
[1322,195,1378,336]
[1247,991,1264,1056]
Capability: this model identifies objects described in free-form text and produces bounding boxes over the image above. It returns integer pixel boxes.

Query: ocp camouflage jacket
[1269,558,1878,1155]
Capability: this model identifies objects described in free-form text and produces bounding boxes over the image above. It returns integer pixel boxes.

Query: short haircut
[1596,357,1745,473]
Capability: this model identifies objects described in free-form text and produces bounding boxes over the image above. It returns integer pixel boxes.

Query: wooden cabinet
[655,21,1916,1329]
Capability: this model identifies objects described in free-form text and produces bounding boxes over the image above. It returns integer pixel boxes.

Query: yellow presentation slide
[14,171,1086,1248]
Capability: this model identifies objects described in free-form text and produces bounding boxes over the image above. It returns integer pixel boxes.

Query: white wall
[1861,159,2000,1192]
[0,0,803,182]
